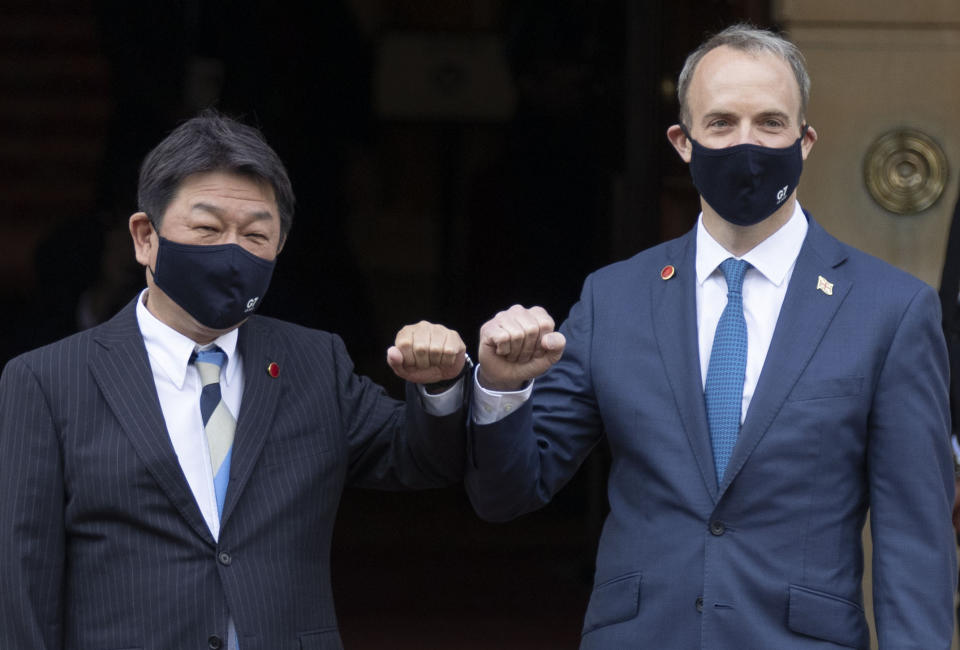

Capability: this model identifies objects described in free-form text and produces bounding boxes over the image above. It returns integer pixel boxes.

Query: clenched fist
[478,305,565,391]
[387,320,467,385]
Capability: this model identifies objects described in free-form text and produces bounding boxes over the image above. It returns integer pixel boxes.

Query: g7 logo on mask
[245,297,260,312]
[776,185,789,203]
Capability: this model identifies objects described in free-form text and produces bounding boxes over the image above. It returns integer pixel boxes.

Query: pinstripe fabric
[0,297,467,650]
[704,258,749,482]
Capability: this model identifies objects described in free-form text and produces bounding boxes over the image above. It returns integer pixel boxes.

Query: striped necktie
[193,347,235,517]
[704,258,749,484]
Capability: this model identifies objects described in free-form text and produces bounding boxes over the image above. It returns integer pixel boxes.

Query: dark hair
[677,23,810,127]
[137,109,295,238]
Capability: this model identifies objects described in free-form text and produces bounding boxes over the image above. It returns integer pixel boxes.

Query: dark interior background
[0,1,773,646]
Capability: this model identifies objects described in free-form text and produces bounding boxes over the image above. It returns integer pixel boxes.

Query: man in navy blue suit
[466,24,956,648]
[0,111,470,649]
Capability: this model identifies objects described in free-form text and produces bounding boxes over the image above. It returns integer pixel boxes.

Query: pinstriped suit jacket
[0,297,466,650]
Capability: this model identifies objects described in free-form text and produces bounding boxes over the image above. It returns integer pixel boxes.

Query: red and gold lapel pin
[660,265,676,280]
[266,362,280,378]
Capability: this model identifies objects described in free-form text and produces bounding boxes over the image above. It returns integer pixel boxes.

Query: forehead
[166,170,279,219]
[687,45,801,118]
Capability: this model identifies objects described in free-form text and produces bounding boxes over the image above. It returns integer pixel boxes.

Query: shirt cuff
[418,379,464,416]
[471,365,533,425]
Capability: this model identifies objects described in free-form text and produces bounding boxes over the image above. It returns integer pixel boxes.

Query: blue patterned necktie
[704,258,749,483]
[193,347,235,517]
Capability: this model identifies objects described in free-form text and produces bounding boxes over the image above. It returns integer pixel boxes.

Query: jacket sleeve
[867,284,956,648]
[465,275,604,521]
[0,356,65,649]
[334,334,468,489]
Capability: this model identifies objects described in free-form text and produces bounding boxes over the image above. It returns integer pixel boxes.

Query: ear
[129,212,157,267]
[800,124,818,161]
[666,124,692,163]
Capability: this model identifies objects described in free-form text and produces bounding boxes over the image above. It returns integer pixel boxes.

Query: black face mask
[150,236,276,330]
[683,125,807,226]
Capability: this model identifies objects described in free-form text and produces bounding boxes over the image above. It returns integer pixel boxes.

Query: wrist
[476,366,525,392]
[424,353,473,394]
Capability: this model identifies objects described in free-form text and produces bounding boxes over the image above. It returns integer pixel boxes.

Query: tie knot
[719,258,749,294]
[193,346,227,386]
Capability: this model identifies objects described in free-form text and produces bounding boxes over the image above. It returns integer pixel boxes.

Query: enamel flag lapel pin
[816,275,833,296]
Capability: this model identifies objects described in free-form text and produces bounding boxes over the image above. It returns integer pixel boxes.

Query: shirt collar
[135,289,240,389]
[695,201,808,287]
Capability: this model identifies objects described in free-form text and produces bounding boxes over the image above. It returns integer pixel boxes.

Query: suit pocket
[787,584,869,648]
[261,434,331,469]
[788,376,863,402]
[299,627,342,650]
[581,571,642,635]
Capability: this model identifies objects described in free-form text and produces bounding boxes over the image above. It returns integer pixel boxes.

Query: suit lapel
[719,218,850,494]
[220,318,284,527]
[651,231,720,501]
[89,299,216,546]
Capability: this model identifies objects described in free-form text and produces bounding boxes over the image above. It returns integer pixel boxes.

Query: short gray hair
[676,23,810,127]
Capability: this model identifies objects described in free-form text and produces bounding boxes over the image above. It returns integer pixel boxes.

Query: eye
[708,119,730,129]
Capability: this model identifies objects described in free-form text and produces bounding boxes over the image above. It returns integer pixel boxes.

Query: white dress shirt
[137,290,241,541]
[696,202,807,421]
[473,202,809,424]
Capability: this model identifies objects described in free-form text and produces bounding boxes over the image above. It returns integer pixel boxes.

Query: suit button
[218,551,232,566]
[695,596,704,613]
[709,521,726,536]
[208,635,223,649]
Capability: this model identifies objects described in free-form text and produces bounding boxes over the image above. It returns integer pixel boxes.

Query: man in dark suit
[465,24,956,648]
[0,112,469,649]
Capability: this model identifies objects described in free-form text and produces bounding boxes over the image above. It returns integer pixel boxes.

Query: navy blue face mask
[150,236,276,330]
[682,125,807,226]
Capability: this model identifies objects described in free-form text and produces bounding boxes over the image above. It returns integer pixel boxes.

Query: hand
[478,305,565,391]
[387,321,467,385]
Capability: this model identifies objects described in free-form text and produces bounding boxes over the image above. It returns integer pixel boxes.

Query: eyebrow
[701,111,736,124]
[192,202,275,222]
[701,110,793,125]
[755,110,792,123]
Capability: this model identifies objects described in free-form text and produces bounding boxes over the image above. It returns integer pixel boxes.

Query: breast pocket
[260,433,331,469]
[788,376,863,402]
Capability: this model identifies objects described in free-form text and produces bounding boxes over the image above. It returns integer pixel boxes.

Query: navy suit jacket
[0,298,466,650]
[466,216,956,648]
